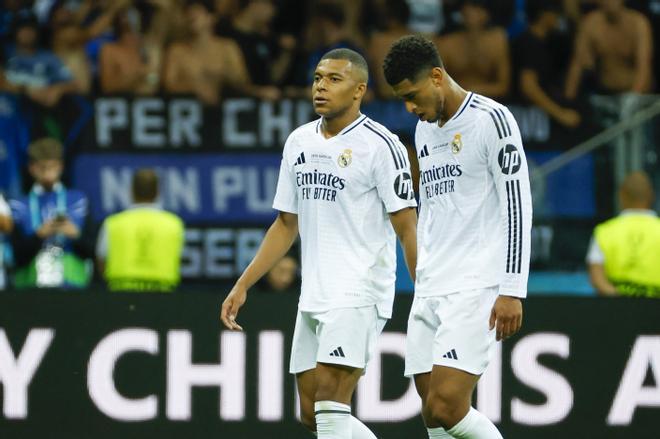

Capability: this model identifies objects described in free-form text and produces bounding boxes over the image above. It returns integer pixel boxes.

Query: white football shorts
[405,286,499,377]
[289,305,387,374]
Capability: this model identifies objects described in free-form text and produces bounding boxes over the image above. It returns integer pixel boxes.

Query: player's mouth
[314,96,329,105]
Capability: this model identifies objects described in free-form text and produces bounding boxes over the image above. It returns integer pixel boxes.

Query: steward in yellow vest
[96,169,184,292]
[587,172,660,297]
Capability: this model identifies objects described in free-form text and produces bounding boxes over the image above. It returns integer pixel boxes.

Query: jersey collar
[444,92,474,126]
[316,114,368,138]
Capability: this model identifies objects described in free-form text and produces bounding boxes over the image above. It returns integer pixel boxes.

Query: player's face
[312,59,366,118]
[391,68,446,123]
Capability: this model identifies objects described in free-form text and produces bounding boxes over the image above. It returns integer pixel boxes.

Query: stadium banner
[72,153,281,223]
[0,293,657,439]
[72,151,594,223]
[83,97,593,152]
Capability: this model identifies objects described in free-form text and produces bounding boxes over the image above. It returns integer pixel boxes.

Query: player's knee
[425,392,464,428]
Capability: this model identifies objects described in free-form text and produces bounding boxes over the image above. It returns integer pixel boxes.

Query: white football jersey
[414,93,532,298]
[273,115,417,317]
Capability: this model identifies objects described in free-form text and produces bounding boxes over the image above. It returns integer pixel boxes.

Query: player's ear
[354,82,367,100]
[430,67,444,87]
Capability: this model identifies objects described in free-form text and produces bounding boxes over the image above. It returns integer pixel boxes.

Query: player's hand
[220,284,247,331]
[489,295,523,341]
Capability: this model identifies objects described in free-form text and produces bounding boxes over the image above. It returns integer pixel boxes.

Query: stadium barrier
[0,292,658,438]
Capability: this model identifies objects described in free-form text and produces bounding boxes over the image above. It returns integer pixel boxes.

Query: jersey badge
[338,149,353,168]
[451,133,463,154]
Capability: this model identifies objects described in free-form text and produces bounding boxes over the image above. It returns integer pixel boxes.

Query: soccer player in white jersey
[383,35,532,439]
[221,48,418,438]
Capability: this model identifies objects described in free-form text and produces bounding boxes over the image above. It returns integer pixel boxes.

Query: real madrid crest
[338,149,352,168]
[451,133,463,154]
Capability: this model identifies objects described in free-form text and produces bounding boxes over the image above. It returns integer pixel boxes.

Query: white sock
[447,407,503,439]
[351,415,377,438]
[428,426,454,438]
[315,400,352,439]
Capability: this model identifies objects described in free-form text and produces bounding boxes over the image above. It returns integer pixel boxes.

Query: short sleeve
[272,136,298,214]
[373,134,417,213]
[586,235,605,264]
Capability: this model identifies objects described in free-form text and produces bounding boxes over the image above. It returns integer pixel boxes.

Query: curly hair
[383,35,444,86]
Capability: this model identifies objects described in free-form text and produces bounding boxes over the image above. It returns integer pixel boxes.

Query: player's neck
[439,81,468,127]
[321,109,361,139]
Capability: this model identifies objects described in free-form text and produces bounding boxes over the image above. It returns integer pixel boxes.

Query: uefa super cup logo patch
[338,149,352,168]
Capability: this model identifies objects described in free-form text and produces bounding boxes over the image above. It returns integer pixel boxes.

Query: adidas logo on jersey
[418,144,429,158]
[442,349,458,360]
[295,152,306,166]
[329,346,345,358]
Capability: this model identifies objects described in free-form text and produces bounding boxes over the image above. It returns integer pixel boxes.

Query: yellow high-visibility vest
[105,208,184,292]
[595,212,660,298]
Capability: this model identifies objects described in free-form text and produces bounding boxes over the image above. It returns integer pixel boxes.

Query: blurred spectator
[586,171,660,298]
[96,169,184,293]
[565,0,653,98]
[10,138,93,289]
[516,0,581,128]
[367,0,412,98]
[289,1,369,97]
[255,254,299,293]
[49,2,93,94]
[405,0,444,35]
[0,193,13,290]
[217,0,296,87]
[99,6,160,95]
[0,92,30,198]
[163,0,266,104]
[3,11,78,107]
[437,0,511,98]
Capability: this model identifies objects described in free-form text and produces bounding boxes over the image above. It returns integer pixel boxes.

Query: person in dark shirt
[4,11,78,107]
[516,0,581,128]
[217,0,296,87]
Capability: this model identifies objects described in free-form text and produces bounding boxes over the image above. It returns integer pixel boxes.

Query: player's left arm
[485,106,533,340]
[389,207,417,282]
[373,135,418,281]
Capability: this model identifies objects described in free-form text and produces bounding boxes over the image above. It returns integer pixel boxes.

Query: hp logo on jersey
[394,172,414,200]
[498,144,521,175]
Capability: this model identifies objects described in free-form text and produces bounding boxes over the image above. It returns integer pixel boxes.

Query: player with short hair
[221,48,418,439]
[383,35,532,439]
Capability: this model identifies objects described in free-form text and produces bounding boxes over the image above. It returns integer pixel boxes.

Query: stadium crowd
[0,0,658,293]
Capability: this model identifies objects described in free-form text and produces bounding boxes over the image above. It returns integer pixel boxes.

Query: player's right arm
[221,211,298,330]
[221,135,300,330]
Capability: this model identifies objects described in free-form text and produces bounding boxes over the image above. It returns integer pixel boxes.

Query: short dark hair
[383,35,443,86]
[132,169,159,202]
[320,48,369,82]
[526,0,561,23]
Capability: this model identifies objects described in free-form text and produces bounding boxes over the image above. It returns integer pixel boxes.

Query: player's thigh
[433,287,498,376]
[314,362,363,403]
[414,372,431,401]
[427,364,479,406]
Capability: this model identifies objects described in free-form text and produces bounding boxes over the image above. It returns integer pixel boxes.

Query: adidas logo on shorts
[442,349,458,360]
[329,346,345,358]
